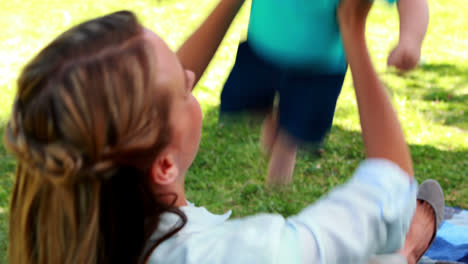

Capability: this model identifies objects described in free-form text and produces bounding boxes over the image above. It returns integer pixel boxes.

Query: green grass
[1,0,467,262]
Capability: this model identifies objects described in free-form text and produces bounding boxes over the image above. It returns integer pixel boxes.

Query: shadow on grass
[328,125,468,208]
[417,63,468,103]
[386,63,468,131]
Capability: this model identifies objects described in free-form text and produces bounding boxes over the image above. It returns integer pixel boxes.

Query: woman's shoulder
[146,205,299,264]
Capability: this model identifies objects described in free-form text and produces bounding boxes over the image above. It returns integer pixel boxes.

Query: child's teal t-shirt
[247,0,397,73]
[248,0,346,73]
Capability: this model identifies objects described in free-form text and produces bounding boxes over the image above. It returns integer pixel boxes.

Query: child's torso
[248,0,346,72]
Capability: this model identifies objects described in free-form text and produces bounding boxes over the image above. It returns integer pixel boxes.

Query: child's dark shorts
[220,41,346,144]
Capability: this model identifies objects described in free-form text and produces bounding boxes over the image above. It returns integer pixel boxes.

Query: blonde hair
[4,11,184,264]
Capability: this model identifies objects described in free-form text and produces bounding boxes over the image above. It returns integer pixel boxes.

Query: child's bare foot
[399,200,436,264]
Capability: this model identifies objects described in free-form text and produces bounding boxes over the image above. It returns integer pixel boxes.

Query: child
[220,0,429,185]
[5,0,443,263]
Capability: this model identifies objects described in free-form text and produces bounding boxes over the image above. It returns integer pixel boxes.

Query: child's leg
[260,109,278,155]
[220,42,278,118]
[266,70,345,185]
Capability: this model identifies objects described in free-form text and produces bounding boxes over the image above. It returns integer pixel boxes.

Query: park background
[0,0,467,262]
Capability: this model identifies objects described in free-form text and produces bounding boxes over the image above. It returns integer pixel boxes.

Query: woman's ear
[150,152,179,186]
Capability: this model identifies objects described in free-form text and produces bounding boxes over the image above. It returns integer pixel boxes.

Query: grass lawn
[0,0,467,262]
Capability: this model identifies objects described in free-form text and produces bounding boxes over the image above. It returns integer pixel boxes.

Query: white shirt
[147,159,417,264]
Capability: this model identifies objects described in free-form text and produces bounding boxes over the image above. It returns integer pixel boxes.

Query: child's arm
[338,0,414,177]
[387,0,429,71]
[177,0,245,85]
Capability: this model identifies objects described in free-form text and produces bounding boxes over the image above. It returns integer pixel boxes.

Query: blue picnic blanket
[421,207,468,264]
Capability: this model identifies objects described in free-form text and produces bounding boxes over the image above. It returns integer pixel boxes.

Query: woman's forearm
[339,10,414,177]
[177,0,245,85]
[349,42,413,176]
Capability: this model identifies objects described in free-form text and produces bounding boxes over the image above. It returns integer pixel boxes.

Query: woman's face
[144,28,202,176]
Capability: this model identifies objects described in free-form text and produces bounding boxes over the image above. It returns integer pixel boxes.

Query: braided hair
[5,11,186,264]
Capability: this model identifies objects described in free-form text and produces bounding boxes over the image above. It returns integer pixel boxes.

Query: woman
[4,0,443,263]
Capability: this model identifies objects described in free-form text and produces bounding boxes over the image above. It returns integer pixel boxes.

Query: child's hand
[387,41,421,72]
